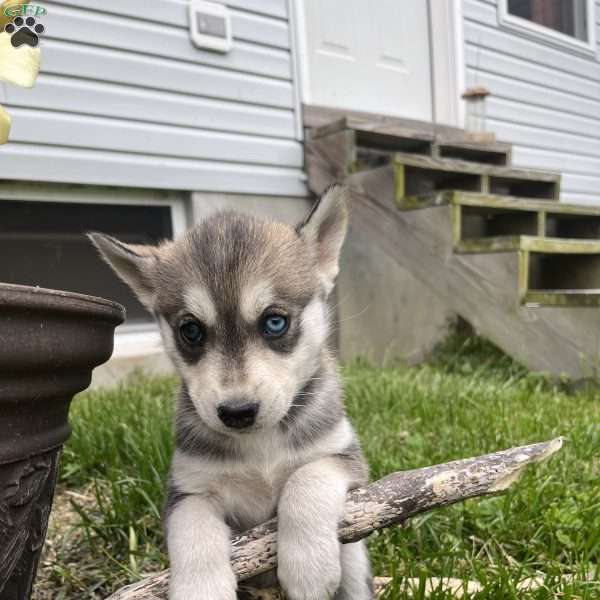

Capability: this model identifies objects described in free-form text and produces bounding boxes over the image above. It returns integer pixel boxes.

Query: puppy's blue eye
[262,314,289,338]
[179,319,204,346]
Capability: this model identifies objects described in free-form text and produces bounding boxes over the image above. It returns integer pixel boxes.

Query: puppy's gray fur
[89,186,373,600]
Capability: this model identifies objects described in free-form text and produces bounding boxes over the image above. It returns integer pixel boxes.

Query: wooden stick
[107,438,563,600]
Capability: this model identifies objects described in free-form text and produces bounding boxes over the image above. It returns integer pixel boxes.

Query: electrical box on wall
[189,0,232,53]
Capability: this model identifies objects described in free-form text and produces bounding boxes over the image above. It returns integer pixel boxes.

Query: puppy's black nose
[217,401,259,429]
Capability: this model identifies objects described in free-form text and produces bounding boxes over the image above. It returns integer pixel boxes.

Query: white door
[301,0,433,121]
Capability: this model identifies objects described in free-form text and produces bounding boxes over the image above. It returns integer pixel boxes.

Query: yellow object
[0,104,11,144]
[0,3,40,145]
[0,0,30,28]
[0,31,40,87]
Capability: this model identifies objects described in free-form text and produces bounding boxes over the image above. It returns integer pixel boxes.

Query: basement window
[498,0,596,54]
[0,186,187,327]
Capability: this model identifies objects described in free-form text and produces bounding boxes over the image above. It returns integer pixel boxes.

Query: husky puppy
[89,185,372,600]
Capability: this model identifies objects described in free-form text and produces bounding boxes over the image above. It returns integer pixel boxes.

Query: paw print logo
[4,16,45,48]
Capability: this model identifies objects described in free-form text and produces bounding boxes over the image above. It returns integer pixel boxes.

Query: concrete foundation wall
[191,193,312,225]
[92,350,174,389]
[337,225,455,365]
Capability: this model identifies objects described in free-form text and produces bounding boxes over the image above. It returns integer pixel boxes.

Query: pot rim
[0,282,125,323]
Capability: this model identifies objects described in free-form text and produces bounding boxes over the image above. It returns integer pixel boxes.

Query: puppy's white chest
[220,463,290,531]
[172,431,324,531]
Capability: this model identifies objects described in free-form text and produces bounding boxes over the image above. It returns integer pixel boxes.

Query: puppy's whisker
[330,306,371,328]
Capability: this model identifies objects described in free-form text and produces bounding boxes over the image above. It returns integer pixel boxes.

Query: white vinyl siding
[464,0,600,205]
[0,0,306,196]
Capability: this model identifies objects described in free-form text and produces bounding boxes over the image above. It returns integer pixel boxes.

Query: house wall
[463,0,600,205]
[0,0,307,197]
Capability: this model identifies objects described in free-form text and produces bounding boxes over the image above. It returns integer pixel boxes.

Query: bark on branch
[107,438,563,600]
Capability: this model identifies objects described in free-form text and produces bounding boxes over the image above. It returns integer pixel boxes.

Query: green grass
[43,336,600,598]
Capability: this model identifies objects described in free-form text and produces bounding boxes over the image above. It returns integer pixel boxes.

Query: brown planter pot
[0,283,125,599]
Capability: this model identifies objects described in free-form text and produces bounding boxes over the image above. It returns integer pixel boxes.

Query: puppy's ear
[87,232,160,309]
[298,184,348,294]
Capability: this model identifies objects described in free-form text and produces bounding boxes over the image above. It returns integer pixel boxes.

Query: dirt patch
[32,486,98,600]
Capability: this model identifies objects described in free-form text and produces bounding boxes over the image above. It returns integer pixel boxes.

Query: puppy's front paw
[277,533,341,600]
[170,566,237,600]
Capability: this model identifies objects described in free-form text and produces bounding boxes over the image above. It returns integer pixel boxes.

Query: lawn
[34,336,600,599]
